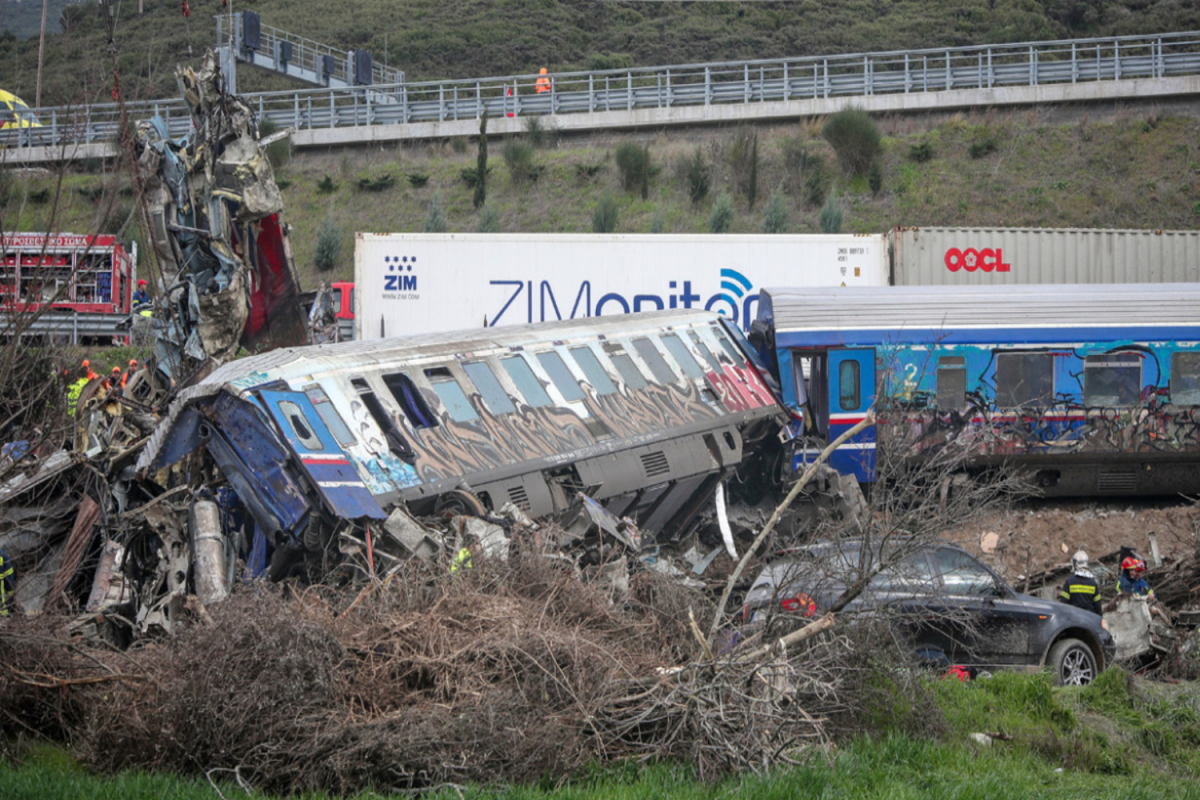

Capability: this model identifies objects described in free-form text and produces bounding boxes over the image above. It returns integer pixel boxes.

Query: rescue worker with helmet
[123,359,138,390]
[535,67,551,94]
[132,279,150,308]
[1058,550,1102,616]
[66,364,91,418]
[1118,554,1155,599]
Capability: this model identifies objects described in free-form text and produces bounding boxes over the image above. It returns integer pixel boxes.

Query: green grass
[6,670,1200,799]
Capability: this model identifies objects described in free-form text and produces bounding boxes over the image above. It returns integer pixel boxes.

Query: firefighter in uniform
[1059,550,1102,616]
[0,548,14,616]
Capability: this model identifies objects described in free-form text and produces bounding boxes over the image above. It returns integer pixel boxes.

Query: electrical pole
[35,0,49,108]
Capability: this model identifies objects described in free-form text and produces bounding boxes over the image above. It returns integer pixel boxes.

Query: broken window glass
[1171,352,1200,405]
[501,356,551,407]
[1083,353,1142,407]
[568,346,617,395]
[936,356,967,411]
[536,351,585,402]
[660,334,704,379]
[351,378,417,461]
[995,352,1054,407]
[463,361,515,415]
[278,400,324,451]
[382,372,438,429]
[632,337,676,384]
[688,332,722,373]
[714,330,746,367]
[305,386,355,446]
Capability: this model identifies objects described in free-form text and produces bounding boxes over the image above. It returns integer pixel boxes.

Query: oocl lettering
[944,247,1011,273]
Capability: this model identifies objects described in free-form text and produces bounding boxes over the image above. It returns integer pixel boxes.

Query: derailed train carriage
[138,309,786,573]
[751,283,1200,497]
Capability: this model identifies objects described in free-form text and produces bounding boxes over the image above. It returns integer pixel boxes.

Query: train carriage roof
[205,309,727,386]
[759,283,1200,347]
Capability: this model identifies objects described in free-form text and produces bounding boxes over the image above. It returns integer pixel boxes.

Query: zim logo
[383,254,419,291]
[944,247,1011,273]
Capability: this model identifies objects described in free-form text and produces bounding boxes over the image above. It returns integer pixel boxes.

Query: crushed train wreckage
[0,52,794,637]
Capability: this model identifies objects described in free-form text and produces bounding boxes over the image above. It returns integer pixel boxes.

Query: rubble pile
[0,546,856,791]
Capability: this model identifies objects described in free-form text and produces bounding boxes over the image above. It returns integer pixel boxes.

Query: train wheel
[435,489,486,517]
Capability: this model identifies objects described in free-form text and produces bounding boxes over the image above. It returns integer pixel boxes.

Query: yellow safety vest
[67,378,89,417]
[451,547,473,573]
[0,554,13,616]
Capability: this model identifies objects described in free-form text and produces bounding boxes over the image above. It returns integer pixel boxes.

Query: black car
[743,538,1115,685]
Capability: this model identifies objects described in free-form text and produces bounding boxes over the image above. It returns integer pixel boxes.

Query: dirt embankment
[945,501,1200,586]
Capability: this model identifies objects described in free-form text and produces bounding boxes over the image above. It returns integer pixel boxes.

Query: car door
[827,349,876,482]
[930,547,1040,668]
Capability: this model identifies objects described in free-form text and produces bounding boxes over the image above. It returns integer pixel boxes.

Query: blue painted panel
[828,349,876,482]
[260,390,386,521]
[775,325,1200,350]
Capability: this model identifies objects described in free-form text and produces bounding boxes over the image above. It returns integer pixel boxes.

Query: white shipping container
[891,227,1200,285]
[354,233,888,340]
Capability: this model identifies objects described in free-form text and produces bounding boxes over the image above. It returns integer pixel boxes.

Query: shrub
[822,107,881,176]
[424,195,448,232]
[257,117,291,168]
[587,52,635,71]
[575,163,603,179]
[356,172,396,192]
[969,138,999,158]
[728,127,758,207]
[708,193,735,233]
[868,160,883,197]
[407,172,430,188]
[761,191,788,233]
[649,204,666,233]
[28,187,53,205]
[592,193,619,233]
[804,158,828,207]
[451,137,468,153]
[476,203,501,232]
[503,140,538,183]
[909,141,934,162]
[687,149,710,204]
[615,141,651,194]
[818,191,843,233]
[316,175,337,194]
[314,216,343,273]
[460,166,492,188]
[523,116,549,149]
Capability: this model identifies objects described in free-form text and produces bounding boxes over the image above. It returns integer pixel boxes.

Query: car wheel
[1047,638,1097,686]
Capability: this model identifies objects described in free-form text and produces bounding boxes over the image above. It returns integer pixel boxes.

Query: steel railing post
[1030,45,1037,85]
[476,81,481,118]
[588,73,594,112]
[946,51,951,90]
[988,48,994,87]
[627,71,633,111]
[1072,43,1078,83]
[744,64,750,103]
[329,90,335,128]
[904,53,910,93]
[824,59,830,98]
[1115,40,1121,80]
[307,96,312,130]
[705,67,710,106]
[864,55,870,95]
[294,94,299,129]
[783,61,789,100]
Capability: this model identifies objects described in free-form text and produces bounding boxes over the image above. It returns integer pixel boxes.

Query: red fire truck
[1,232,136,314]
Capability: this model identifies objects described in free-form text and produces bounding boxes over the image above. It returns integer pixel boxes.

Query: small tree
[474,114,488,209]
[868,160,883,197]
[818,191,843,233]
[708,193,735,233]
[476,203,501,232]
[424,194,448,233]
[761,191,789,233]
[503,140,537,184]
[687,149,710,204]
[823,107,881,176]
[615,141,650,194]
[592,193,619,233]
[314,215,343,272]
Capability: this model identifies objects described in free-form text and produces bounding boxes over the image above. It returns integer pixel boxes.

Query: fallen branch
[734,612,835,664]
[11,669,148,688]
[707,412,875,646]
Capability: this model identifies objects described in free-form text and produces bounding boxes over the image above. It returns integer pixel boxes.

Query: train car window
[1083,354,1142,407]
[427,372,480,423]
[632,337,677,384]
[278,401,324,451]
[839,359,861,411]
[536,351,585,402]
[463,361,516,415]
[609,352,648,391]
[660,334,704,379]
[714,330,747,367]
[568,347,617,395]
[1171,352,1200,405]
[382,372,439,429]
[936,357,967,411]
[305,386,356,446]
[351,378,417,462]
[688,332,722,373]
[995,353,1054,407]
[501,356,552,407]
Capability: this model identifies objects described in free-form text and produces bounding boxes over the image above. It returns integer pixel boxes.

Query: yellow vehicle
[0,90,42,129]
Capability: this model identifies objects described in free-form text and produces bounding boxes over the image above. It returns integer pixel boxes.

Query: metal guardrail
[4,311,132,343]
[4,31,1200,152]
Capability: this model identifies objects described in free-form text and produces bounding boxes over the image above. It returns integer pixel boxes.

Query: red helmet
[1121,556,1146,574]
[138,279,147,286]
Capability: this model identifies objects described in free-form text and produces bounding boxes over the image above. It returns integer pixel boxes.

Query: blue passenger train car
[751,284,1200,496]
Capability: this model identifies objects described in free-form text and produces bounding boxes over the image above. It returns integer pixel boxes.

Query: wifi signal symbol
[719,268,753,310]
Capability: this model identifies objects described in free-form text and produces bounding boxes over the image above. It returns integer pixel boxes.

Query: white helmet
[1071,550,1089,572]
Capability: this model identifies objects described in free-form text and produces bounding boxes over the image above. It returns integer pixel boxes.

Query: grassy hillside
[6,105,1198,290]
[3,1,1200,107]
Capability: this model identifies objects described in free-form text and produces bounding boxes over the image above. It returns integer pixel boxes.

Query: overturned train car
[751,283,1200,497]
[139,310,786,570]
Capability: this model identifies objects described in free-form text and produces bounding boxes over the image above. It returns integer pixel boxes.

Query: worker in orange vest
[81,359,97,381]
[535,67,551,94]
[122,359,138,390]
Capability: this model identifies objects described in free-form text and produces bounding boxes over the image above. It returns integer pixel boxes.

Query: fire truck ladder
[215,11,404,105]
